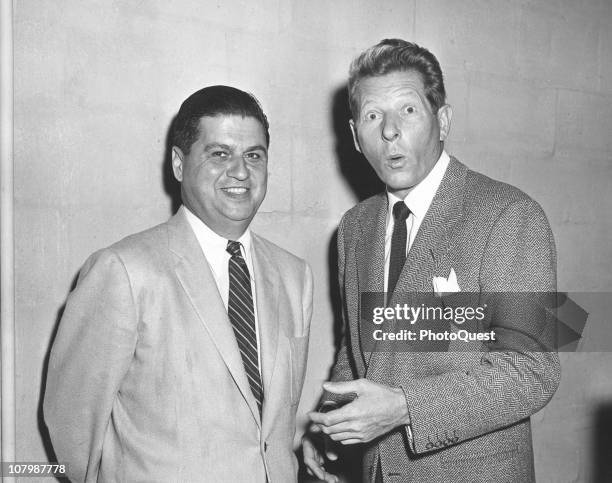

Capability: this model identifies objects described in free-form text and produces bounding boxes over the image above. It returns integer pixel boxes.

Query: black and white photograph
[1,1,611,482]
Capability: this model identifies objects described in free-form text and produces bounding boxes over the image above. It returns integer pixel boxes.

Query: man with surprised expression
[303,39,559,483]
[351,70,451,198]
[45,86,313,482]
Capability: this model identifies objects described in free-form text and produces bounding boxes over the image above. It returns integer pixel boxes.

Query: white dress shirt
[383,151,450,292]
[184,206,262,374]
[382,151,450,441]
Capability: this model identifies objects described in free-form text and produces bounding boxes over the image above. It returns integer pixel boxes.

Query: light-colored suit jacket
[44,207,313,482]
[330,157,560,483]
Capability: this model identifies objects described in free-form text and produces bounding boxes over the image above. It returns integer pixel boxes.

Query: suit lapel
[355,195,387,293]
[167,208,261,427]
[354,195,387,374]
[250,235,279,404]
[391,158,467,296]
[251,235,285,437]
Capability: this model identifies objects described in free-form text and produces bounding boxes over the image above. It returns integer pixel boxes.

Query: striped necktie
[226,240,264,416]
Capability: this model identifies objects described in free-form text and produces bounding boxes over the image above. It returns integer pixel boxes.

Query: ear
[171,147,184,182]
[349,119,362,153]
[437,104,453,141]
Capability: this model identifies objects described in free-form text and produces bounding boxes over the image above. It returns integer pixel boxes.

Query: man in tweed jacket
[303,39,560,482]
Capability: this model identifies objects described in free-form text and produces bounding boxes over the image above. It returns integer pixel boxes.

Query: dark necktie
[227,240,264,416]
[387,201,411,296]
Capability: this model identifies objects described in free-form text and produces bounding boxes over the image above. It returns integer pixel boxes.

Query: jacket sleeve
[403,198,561,454]
[44,249,138,482]
[319,217,359,410]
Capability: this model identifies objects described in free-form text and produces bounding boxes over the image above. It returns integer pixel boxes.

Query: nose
[226,155,249,180]
[381,113,400,142]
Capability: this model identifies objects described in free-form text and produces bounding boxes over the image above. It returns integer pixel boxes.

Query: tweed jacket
[330,157,560,483]
[44,207,313,482]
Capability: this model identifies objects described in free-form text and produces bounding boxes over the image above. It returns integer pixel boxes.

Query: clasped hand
[302,379,409,481]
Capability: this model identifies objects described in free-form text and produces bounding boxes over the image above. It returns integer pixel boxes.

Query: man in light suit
[45,85,313,482]
[303,40,560,482]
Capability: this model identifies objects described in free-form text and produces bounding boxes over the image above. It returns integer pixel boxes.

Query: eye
[404,106,416,114]
[244,152,261,160]
[364,111,380,121]
[211,150,229,158]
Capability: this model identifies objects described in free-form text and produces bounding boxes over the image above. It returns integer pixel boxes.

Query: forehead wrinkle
[359,87,424,113]
[358,71,427,105]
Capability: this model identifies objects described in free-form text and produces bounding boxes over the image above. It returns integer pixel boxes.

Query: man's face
[350,70,452,199]
[172,115,268,239]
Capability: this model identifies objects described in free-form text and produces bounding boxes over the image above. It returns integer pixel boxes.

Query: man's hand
[302,432,339,483]
[308,379,410,445]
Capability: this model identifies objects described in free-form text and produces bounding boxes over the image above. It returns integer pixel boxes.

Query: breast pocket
[288,335,309,405]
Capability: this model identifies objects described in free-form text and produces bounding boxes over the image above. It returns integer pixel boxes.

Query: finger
[329,431,361,442]
[324,436,339,461]
[326,449,339,461]
[308,463,326,481]
[340,438,362,445]
[308,411,327,425]
[323,379,361,395]
[303,439,326,479]
[320,421,357,435]
[304,437,340,481]
[303,453,326,480]
[309,405,353,427]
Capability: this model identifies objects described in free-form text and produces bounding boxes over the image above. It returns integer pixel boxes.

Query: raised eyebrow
[396,90,424,103]
[359,99,380,111]
[358,106,379,118]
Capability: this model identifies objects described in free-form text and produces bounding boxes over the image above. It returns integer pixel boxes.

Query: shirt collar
[386,150,450,221]
[183,205,252,257]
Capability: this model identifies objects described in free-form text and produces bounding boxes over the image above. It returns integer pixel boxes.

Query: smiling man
[44,86,313,482]
[303,40,559,483]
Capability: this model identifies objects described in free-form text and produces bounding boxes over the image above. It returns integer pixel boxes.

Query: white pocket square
[433,268,460,296]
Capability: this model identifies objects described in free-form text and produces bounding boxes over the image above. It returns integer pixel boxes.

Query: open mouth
[386,154,405,167]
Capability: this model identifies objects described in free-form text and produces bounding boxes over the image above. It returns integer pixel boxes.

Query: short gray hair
[348,39,446,119]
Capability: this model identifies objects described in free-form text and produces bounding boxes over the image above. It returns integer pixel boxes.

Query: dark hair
[348,39,446,118]
[171,85,270,154]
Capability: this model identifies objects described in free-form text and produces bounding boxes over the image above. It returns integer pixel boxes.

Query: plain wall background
[11,1,612,481]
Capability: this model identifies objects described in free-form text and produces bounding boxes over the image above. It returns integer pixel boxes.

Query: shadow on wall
[297,86,383,483]
[331,84,383,202]
[326,83,383,356]
[594,403,612,482]
[39,275,78,483]
[326,229,344,357]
